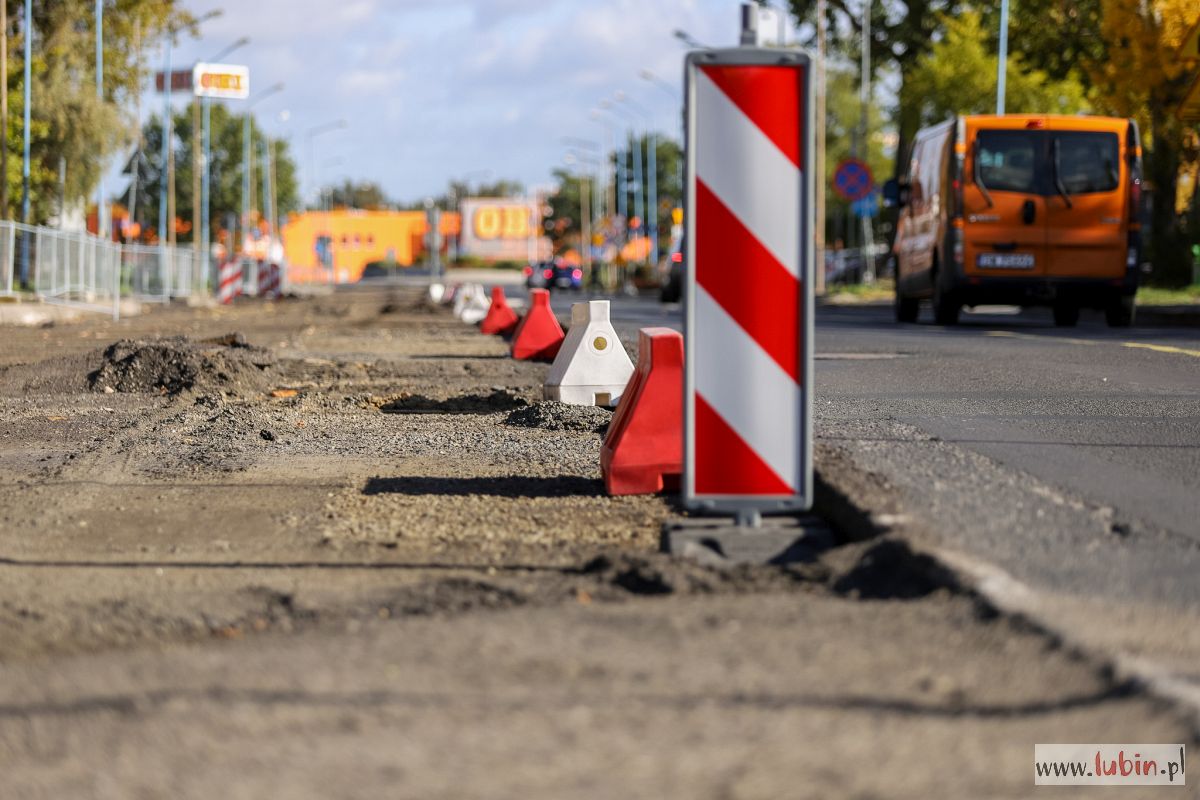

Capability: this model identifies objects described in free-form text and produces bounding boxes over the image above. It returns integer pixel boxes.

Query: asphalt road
[518,285,1200,686]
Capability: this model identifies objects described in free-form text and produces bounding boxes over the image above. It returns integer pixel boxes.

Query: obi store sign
[470,202,534,240]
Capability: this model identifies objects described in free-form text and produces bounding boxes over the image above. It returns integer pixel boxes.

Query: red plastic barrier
[600,327,683,496]
[480,286,520,336]
[510,288,565,361]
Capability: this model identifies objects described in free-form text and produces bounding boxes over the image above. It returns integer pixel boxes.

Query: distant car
[524,260,582,291]
[659,242,683,303]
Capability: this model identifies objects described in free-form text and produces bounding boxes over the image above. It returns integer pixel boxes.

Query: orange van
[885,115,1143,327]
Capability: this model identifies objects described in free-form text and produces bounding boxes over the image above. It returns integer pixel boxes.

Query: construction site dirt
[0,287,1193,799]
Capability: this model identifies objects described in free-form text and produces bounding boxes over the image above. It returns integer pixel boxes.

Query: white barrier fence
[0,222,286,320]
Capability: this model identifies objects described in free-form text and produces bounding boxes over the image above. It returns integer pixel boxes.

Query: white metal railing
[0,221,219,319]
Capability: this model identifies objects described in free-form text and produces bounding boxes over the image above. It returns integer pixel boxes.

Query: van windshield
[974,130,1121,196]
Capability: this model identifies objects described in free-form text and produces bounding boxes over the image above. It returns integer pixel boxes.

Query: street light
[242,82,284,256]
[200,36,250,276]
[616,91,659,268]
[306,119,349,208]
[590,110,618,223]
[305,120,347,284]
[601,99,644,256]
[673,29,712,49]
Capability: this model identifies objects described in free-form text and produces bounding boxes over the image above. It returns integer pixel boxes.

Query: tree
[906,11,1089,126]
[4,0,197,224]
[821,66,892,246]
[128,103,299,243]
[1088,0,1200,285]
[549,134,682,256]
[789,0,965,175]
[322,179,389,210]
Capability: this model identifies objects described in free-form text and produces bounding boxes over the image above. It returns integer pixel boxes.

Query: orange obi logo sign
[192,63,250,99]
[459,198,540,260]
[471,204,533,240]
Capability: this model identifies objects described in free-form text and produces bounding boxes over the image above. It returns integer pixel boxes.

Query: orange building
[281,209,461,283]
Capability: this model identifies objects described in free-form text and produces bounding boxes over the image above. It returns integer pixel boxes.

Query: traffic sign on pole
[833,157,874,202]
[684,48,813,518]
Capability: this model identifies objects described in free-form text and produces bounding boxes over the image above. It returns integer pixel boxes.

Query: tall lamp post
[305,120,347,283]
[199,36,249,277]
[241,82,284,258]
[616,91,658,268]
[19,0,31,286]
[600,100,644,272]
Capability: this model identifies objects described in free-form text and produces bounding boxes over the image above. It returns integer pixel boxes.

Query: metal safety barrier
[0,221,261,320]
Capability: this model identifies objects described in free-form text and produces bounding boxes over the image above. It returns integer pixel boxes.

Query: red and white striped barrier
[257,261,282,299]
[684,50,813,515]
[217,260,243,305]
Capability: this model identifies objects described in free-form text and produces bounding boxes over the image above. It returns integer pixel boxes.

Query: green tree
[129,103,299,243]
[4,0,196,223]
[906,11,1089,125]
[821,66,891,246]
[788,0,964,175]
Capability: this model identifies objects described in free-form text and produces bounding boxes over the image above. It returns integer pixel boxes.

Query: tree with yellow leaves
[1091,0,1200,285]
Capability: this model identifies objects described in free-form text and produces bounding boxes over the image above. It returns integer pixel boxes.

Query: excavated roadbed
[0,287,1192,799]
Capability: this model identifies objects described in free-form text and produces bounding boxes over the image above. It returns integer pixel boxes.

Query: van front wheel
[1105,294,1135,328]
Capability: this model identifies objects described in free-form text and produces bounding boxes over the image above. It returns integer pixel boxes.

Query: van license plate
[978,253,1035,269]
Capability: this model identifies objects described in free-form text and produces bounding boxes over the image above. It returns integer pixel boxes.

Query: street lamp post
[617,91,658,269]
[997,0,1010,114]
[199,36,249,280]
[241,82,284,259]
[95,0,104,241]
[20,0,31,286]
[305,121,347,282]
[601,100,644,266]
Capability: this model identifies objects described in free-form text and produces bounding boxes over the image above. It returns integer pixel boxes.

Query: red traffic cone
[600,328,683,495]
[510,288,565,361]
[480,286,520,336]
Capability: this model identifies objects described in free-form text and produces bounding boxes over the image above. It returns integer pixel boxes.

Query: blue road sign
[852,193,879,219]
[833,158,874,202]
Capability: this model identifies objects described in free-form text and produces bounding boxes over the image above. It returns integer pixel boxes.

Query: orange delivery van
[885,115,1143,327]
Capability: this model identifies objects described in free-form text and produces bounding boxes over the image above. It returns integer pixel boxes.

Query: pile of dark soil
[503,401,613,433]
[377,388,528,414]
[87,333,276,396]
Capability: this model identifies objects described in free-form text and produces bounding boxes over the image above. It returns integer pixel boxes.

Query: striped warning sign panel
[684,49,813,513]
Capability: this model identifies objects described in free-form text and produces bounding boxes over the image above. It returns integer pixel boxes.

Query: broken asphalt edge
[811,445,1200,738]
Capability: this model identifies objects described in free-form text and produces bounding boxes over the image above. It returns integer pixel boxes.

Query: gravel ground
[0,287,1193,798]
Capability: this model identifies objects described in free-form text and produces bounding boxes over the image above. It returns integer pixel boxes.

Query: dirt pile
[376,388,528,414]
[504,401,612,433]
[87,333,276,396]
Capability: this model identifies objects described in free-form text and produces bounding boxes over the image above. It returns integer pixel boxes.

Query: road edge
[813,447,1200,737]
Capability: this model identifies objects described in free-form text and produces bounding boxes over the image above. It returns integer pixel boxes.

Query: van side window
[977,131,1038,193]
[1055,132,1120,194]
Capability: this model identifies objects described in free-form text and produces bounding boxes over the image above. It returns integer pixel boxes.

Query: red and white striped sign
[217,260,243,305]
[684,50,812,512]
[257,261,281,299]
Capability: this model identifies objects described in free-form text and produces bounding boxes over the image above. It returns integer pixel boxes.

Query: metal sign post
[683,48,814,523]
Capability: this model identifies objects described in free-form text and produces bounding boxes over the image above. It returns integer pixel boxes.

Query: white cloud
[172,0,747,201]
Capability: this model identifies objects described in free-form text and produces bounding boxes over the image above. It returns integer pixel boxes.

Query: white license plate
[978,253,1035,269]
[555,277,572,287]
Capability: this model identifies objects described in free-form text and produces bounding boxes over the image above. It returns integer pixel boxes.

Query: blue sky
[158,0,772,205]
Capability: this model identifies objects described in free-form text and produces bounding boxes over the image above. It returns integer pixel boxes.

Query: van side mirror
[882,178,908,208]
